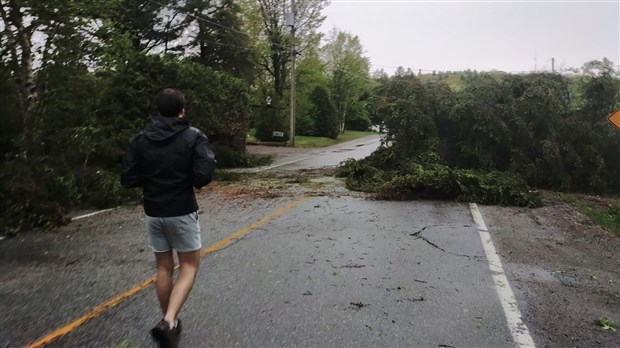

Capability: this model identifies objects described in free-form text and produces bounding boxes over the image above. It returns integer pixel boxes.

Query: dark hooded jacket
[121,116,216,217]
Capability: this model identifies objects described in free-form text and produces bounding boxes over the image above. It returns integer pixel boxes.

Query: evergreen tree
[310,85,338,139]
[183,0,257,83]
[107,0,182,53]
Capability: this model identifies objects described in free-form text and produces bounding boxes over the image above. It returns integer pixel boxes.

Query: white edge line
[0,210,116,240]
[469,203,537,348]
[72,208,115,221]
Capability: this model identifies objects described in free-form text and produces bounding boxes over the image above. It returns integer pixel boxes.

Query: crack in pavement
[409,225,481,261]
[409,225,445,252]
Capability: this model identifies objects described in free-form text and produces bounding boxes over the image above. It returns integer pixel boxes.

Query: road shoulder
[481,202,620,347]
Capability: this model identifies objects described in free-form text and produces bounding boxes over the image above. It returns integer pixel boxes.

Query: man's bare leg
[155,250,175,314]
[163,250,201,326]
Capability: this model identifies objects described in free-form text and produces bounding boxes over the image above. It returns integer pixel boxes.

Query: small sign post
[609,109,620,130]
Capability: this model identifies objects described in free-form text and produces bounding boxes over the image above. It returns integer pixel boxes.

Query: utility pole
[288,0,296,147]
[551,57,555,73]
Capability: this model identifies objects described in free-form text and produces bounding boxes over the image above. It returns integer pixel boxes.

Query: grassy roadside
[557,193,620,237]
[294,130,377,147]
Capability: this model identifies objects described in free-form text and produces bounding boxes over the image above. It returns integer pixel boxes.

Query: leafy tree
[451,74,517,170]
[368,68,619,194]
[321,29,373,132]
[582,58,618,77]
[581,71,620,124]
[241,0,327,97]
[375,72,438,159]
[294,35,329,136]
[1,0,260,234]
[0,0,91,150]
[1,0,40,129]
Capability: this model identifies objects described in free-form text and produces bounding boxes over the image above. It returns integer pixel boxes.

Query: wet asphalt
[0,137,520,348]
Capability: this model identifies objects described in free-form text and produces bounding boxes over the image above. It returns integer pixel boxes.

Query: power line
[148,0,289,51]
[336,67,376,83]
[372,64,433,72]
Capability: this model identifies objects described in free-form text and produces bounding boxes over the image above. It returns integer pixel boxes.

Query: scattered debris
[350,302,366,309]
[302,291,312,296]
[340,264,365,268]
[396,297,425,303]
[64,257,81,267]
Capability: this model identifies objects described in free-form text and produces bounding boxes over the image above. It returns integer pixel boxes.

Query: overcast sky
[318,0,620,74]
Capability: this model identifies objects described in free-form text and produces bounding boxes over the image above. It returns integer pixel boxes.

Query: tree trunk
[3,1,38,152]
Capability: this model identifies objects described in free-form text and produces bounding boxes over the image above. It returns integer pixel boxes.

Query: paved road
[245,135,382,171]
[0,137,535,348]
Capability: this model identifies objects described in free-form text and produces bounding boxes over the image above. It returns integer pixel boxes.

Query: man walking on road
[121,88,216,347]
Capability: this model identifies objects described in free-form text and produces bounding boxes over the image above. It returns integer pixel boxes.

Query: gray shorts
[146,212,202,253]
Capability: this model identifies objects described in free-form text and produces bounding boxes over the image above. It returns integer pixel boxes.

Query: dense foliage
[337,149,542,207]
[0,54,252,234]
[1,0,617,234]
[340,70,620,203]
[0,0,331,235]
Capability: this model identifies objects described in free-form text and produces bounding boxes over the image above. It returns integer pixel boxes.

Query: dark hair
[156,88,185,117]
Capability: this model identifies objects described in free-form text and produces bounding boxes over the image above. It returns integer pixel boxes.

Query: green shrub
[213,145,273,168]
[376,163,459,200]
[340,149,542,207]
[455,170,542,207]
[253,95,289,142]
[214,170,245,182]
[80,168,141,208]
[337,157,389,192]
[0,159,77,235]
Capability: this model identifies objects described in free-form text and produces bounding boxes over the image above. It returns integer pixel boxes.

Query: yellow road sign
[610,109,620,130]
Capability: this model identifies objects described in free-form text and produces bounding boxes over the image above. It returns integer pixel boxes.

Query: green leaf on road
[596,318,616,332]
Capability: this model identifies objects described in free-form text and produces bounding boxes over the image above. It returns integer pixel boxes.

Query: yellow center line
[24,196,309,348]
